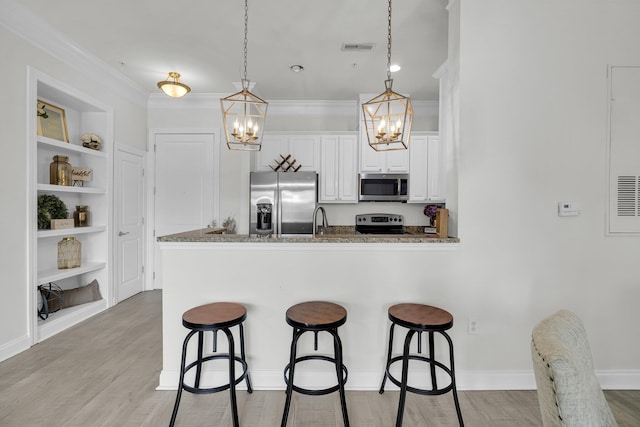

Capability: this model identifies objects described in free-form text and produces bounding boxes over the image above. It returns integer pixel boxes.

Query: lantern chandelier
[220,0,268,151]
[362,0,413,151]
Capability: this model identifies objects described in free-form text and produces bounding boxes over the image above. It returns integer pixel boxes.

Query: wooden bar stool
[170,302,252,427]
[379,303,464,427]
[281,301,349,427]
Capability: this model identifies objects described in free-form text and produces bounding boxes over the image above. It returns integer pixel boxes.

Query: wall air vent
[617,175,639,217]
[341,43,375,51]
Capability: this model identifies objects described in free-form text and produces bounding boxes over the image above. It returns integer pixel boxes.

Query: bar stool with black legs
[379,303,464,427]
[281,301,349,427]
[169,302,252,427]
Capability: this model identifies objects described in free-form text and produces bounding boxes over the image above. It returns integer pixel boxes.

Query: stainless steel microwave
[359,173,409,202]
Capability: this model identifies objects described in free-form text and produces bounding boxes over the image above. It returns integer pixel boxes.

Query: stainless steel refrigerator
[250,171,318,236]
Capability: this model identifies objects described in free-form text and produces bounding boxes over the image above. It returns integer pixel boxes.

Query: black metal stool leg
[195,330,204,389]
[379,322,395,393]
[332,329,350,427]
[442,331,464,426]
[429,331,437,391]
[282,328,302,427]
[222,328,240,427]
[239,323,253,393]
[170,329,197,427]
[396,329,416,427]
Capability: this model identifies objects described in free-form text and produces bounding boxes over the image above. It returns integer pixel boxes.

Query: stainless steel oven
[355,213,404,234]
[359,173,409,202]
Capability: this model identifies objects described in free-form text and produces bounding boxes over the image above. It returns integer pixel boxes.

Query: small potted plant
[423,204,439,227]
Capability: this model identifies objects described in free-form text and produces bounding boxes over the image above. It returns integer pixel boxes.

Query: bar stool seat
[380,303,464,427]
[170,302,252,427]
[281,301,349,427]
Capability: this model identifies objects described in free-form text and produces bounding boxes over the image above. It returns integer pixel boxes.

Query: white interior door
[115,147,145,302]
[153,133,217,289]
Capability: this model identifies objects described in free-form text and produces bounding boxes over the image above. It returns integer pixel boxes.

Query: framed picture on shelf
[37,100,69,142]
[72,167,93,187]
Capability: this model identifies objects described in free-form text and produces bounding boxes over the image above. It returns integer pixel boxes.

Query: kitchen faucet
[312,205,328,237]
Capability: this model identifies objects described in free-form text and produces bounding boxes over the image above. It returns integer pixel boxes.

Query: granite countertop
[157,226,460,244]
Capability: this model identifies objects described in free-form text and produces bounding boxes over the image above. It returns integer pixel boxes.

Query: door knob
[118,231,129,236]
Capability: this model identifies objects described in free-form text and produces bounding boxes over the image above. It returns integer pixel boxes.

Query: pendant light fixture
[220,0,268,151]
[157,72,191,98]
[362,0,413,151]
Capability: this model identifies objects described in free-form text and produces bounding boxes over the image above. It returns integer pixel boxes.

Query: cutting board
[436,208,448,238]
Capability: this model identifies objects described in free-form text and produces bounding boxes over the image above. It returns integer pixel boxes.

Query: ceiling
[15,0,448,101]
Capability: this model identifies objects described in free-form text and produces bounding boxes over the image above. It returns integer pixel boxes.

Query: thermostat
[558,201,581,217]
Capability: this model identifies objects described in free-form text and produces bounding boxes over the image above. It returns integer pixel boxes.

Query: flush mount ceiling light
[362,0,413,152]
[289,65,304,73]
[220,0,268,151]
[157,72,191,98]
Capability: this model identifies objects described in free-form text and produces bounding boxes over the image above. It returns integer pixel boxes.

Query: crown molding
[0,0,149,107]
[268,100,357,117]
[148,93,226,110]
[148,94,438,118]
[149,94,357,116]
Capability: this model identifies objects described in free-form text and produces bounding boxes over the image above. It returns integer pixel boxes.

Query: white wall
[455,0,640,377]
[0,24,147,359]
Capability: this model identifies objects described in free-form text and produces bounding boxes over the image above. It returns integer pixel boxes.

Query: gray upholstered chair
[531,310,618,427]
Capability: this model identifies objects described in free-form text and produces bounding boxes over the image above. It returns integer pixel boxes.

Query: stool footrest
[284,354,348,396]
[383,354,454,396]
[182,354,250,395]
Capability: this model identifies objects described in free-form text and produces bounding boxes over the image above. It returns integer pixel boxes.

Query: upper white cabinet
[359,128,410,173]
[409,132,445,203]
[319,134,358,203]
[28,68,113,343]
[253,133,320,172]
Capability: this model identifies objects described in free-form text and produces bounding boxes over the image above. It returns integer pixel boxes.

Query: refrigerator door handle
[276,174,281,236]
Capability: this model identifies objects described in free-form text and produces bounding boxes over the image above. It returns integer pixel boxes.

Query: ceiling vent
[341,43,375,52]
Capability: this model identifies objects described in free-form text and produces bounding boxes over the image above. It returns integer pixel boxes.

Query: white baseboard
[598,370,640,389]
[0,334,30,363]
[157,368,640,391]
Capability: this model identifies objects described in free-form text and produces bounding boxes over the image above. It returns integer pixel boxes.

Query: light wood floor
[1,291,638,426]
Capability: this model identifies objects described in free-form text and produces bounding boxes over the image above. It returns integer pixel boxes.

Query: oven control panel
[355,214,404,225]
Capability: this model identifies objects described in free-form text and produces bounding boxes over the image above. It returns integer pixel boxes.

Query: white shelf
[38,262,106,284]
[37,183,106,194]
[37,226,107,239]
[37,299,107,342]
[30,69,113,345]
[37,135,106,158]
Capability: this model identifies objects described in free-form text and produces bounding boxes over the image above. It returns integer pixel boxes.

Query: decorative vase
[57,237,81,269]
[50,155,72,186]
[73,205,90,227]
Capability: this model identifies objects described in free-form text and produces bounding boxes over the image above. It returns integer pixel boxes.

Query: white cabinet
[28,69,113,343]
[319,134,358,203]
[409,132,446,203]
[252,133,320,172]
[359,128,410,173]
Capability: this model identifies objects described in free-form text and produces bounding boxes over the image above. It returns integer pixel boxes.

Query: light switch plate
[558,201,581,216]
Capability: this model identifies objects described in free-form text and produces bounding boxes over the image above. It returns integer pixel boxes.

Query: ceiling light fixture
[362,0,413,151]
[220,0,268,151]
[290,65,304,73]
[157,72,191,98]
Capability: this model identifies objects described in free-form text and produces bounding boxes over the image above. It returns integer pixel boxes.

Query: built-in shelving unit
[28,68,113,344]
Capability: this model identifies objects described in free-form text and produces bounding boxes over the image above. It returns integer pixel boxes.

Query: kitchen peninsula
[157,229,460,391]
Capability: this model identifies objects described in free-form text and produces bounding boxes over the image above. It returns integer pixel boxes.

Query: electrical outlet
[468,318,479,334]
